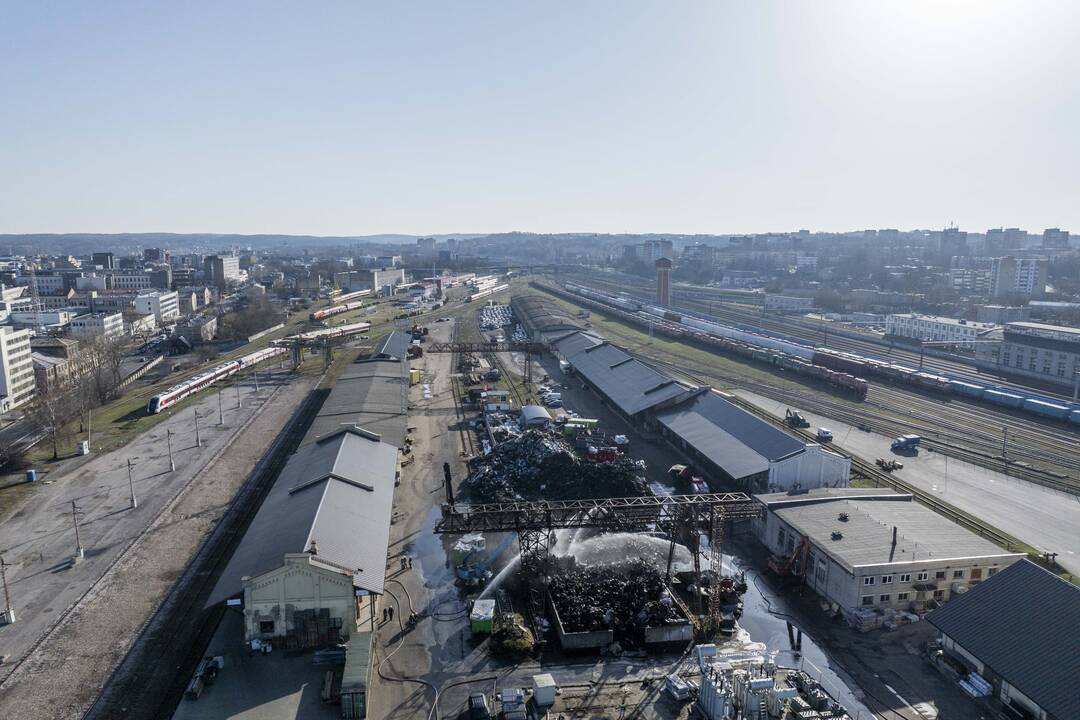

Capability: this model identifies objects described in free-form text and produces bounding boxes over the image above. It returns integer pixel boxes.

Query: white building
[107,272,153,291]
[1,326,35,412]
[885,314,993,344]
[976,321,1080,385]
[134,290,180,324]
[70,312,125,341]
[990,257,1048,298]
[755,488,1024,615]
[765,294,814,313]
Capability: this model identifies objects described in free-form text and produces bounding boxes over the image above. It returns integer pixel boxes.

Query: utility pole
[218,389,224,425]
[166,428,175,472]
[1002,427,1009,459]
[194,409,202,448]
[1,555,14,624]
[127,457,138,509]
[71,501,84,561]
[87,406,92,448]
[236,381,242,409]
[253,369,259,393]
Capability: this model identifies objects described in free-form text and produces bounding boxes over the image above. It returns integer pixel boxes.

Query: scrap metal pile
[465,429,650,502]
[549,559,682,637]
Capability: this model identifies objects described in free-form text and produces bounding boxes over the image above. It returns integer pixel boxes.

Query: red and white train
[146,346,287,414]
[309,299,367,322]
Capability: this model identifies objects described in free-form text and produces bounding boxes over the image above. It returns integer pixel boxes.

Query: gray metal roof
[766,490,1020,572]
[303,359,408,448]
[520,405,552,424]
[657,392,806,479]
[563,340,692,416]
[553,330,604,358]
[371,330,410,360]
[208,427,398,605]
[928,560,1079,720]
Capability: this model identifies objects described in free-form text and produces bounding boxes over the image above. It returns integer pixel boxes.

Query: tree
[26,385,82,460]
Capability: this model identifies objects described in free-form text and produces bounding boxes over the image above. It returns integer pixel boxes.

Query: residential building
[933,227,968,257]
[123,310,157,336]
[928,560,1078,720]
[984,227,1026,253]
[14,274,65,294]
[976,321,1080,385]
[755,488,1024,614]
[947,268,991,294]
[133,290,180,324]
[143,247,167,263]
[990,256,1048,299]
[0,326,35,412]
[1041,227,1069,249]
[69,312,125,341]
[416,237,437,256]
[886,314,993,344]
[176,289,199,315]
[373,255,401,267]
[174,315,217,344]
[107,272,153,291]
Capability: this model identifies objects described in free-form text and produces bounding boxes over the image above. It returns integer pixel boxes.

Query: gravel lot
[0,368,319,719]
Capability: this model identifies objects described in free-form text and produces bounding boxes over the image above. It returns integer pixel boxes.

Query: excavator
[768,535,811,584]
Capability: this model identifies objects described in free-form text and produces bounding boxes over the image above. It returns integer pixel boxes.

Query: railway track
[85,382,330,720]
[530,285,1080,494]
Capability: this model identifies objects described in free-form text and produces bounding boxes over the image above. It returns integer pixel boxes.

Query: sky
[2,1,1079,236]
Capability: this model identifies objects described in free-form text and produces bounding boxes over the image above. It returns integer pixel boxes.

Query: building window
[259,620,275,634]
[863,576,875,586]
[987,567,998,577]
[897,592,910,601]
[953,569,964,579]
[935,571,946,580]
[778,528,787,546]
[970,568,982,580]
[878,594,891,603]
[917,571,928,581]
[899,573,911,583]
[861,596,874,606]
[881,575,893,584]
[933,590,945,600]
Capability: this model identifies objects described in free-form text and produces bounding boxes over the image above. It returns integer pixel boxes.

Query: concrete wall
[243,555,358,642]
[548,592,613,651]
[768,445,850,493]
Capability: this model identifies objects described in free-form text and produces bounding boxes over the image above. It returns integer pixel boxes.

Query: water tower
[655,257,672,307]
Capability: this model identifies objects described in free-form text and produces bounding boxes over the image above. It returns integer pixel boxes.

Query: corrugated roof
[520,405,552,423]
[207,427,398,606]
[563,341,692,415]
[656,392,805,479]
[767,491,1020,572]
[303,359,408,448]
[928,560,1080,720]
[553,330,604,358]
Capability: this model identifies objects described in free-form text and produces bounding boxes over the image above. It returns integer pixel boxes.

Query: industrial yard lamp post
[236,381,242,409]
[218,389,224,426]
[253,368,259,393]
[71,501,84,561]
[194,409,202,448]
[127,457,140,509]
[166,428,175,472]
[1,555,14,624]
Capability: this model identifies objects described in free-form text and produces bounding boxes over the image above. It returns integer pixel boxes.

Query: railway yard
[1,279,1076,720]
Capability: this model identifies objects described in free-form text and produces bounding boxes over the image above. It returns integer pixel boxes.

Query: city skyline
[3,1,1080,235]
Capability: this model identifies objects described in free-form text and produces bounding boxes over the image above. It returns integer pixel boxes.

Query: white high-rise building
[990,257,1048,299]
[1,326,35,412]
[134,290,180,324]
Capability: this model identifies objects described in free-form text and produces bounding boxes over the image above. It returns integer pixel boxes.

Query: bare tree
[26,386,82,460]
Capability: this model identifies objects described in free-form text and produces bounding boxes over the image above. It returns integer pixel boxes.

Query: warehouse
[303,357,408,448]
[207,426,399,644]
[370,330,411,361]
[755,488,1024,615]
[511,294,582,341]
[928,560,1079,720]
[656,391,850,493]
[555,333,697,422]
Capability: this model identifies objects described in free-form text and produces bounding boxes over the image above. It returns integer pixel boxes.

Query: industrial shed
[755,488,1024,615]
[208,427,399,643]
[303,358,408,448]
[370,330,411,361]
[557,336,696,419]
[519,404,552,428]
[656,391,850,493]
[928,559,1079,720]
[511,293,582,341]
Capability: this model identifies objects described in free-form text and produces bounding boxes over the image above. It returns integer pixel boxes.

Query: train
[279,321,372,346]
[552,282,1080,427]
[309,300,366,322]
[466,284,510,302]
[146,346,288,414]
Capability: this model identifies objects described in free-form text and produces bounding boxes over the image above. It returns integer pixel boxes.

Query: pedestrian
[388,606,395,622]
[408,557,413,569]
[400,557,406,571]
[382,607,388,622]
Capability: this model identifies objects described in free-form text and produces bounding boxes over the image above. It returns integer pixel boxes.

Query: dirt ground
[0,369,320,720]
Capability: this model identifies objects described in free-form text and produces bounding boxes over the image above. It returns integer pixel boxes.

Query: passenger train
[146,346,288,414]
[309,300,366,322]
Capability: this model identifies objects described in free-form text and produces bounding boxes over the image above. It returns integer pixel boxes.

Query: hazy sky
[2,1,1078,236]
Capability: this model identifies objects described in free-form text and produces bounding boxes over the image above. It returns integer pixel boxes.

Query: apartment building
[70,312,125,341]
[1,326,35,412]
[134,291,180,324]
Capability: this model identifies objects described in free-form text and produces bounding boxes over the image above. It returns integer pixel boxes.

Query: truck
[558,359,573,374]
[816,427,833,442]
[891,434,921,454]
[785,409,810,428]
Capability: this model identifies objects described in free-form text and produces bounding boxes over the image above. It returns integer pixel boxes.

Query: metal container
[25,469,37,482]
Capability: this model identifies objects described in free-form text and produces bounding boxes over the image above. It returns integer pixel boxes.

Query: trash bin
[25,469,37,482]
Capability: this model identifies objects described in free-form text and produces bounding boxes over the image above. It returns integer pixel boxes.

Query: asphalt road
[736,389,1080,576]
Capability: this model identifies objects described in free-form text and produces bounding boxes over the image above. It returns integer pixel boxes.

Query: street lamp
[166,428,175,472]
[127,457,141,509]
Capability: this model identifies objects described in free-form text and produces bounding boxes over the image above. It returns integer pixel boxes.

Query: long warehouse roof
[303,358,408,448]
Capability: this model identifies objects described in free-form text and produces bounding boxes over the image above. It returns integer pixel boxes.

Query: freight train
[552,283,868,398]
[551,282,1080,427]
[146,346,288,414]
[309,300,366,322]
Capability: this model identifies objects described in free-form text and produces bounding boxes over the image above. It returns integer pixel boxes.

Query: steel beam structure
[425,341,552,354]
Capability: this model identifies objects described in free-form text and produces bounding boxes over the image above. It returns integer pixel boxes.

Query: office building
[91,252,115,270]
[133,290,180,324]
[754,488,1024,615]
[107,272,153,291]
[203,255,241,287]
[976,321,1080,385]
[1041,227,1069,249]
[69,312,125,341]
[1,326,35,412]
[885,314,993,344]
[990,257,1048,299]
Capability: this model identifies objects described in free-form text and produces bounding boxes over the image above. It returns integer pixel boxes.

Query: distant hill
[0,232,485,254]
